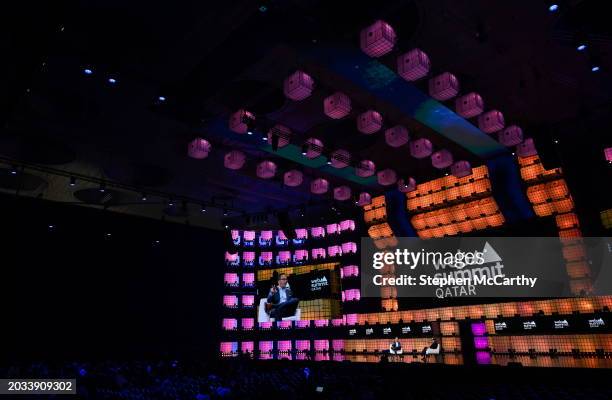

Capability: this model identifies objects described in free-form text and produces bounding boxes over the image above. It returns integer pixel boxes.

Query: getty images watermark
[361,237,612,298]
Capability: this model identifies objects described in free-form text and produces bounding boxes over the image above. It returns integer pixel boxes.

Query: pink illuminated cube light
[344,289,361,301]
[284,70,314,101]
[339,219,355,232]
[260,230,273,242]
[305,137,324,159]
[606,147,612,162]
[356,160,376,178]
[429,72,460,101]
[241,318,255,330]
[455,92,484,118]
[296,340,311,351]
[360,20,396,57]
[277,320,292,330]
[478,110,505,133]
[222,318,238,330]
[241,341,254,353]
[451,161,472,178]
[243,230,255,241]
[397,48,430,81]
[259,322,273,330]
[228,109,255,134]
[324,92,351,119]
[277,250,291,264]
[311,178,329,194]
[242,295,255,308]
[410,138,433,159]
[225,251,239,265]
[312,248,326,260]
[294,249,309,262]
[517,138,538,157]
[314,339,330,351]
[326,223,339,235]
[223,295,238,308]
[311,226,325,238]
[224,273,239,287]
[332,339,345,351]
[385,125,410,147]
[259,341,273,353]
[341,265,359,278]
[187,138,211,159]
[432,149,454,169]
[357,110,383,134]
[333,186,352,201]
[283,170,303,187]
[342,242,357,254]
[259,251,273,265]
[377,169,397,185]
[242,251,255,264]
[331,149,350,168]
[498,125,523,147]
[242,272,255,287]
[344,314,358,325]
[314,320,329,328]
[220,342,238,354]
[296,320,310,329]
[295,228,308,239]
[357,192,372,206]
[328,245,342,257]
[224,150,246,170]
[256,160,277,179]
[278,340,292,352]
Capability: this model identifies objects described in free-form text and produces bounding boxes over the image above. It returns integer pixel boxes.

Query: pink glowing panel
[243,231,255,241]
[259,322,273,330]
[223,295,238,308]
[222,318,238,330]
[357,192,372,206]
[278,250,291,264]
[339,219,355,231]
[385,125,410,147]
[296,320,310,328]
[498,125,523,147]
[517,138,538,157]
[328,245,342,257]
[333,353,345,362]
[277,320,292,329]
[455,92,484,118]
[259,352,272,360]
[224,150,246,170]
[342,242,357,254]
[294,249,308,262]
[326,223,339,235]
[451,161,472,178]
[324,92,351,119]
[225,251,239,264]
[431,149,453,169]
[314,339,329,351]
[377,168,397,185]
[187,138,211,159]
[398,177,416,193]
[242,273,255,287]
[332,318,344,327]
[478,110,505,133]
[333,186,352,201]
[314,320,329,328]
[356,160,376,178]
[311,178,329,194]
[397,48,430,81]
[341,291,345,302]
[259,341,273,353]
[360,20,396,57]
[476,351,492,365]
[284,70,314,101]
[267,124,291,148]
[256,160,277,179]
[295,228,309,239]
[228,109,255,134]
[344,314,358,325]
[296,340,311,351]
[330,149,350,168]
[220,342,238,354]
[311,226,325,238]
[410,138,433,159]
[283,170,303,187]
[357,110,383,134]
[260,230,273,241]
[305,137,323,158]
[606,147,612,162]
[315,353,330,361]
[296,353,307,360]
[312,248,326,260]
[231,229,240,240]
[332,339,345,351]
[429,72,460,101]
[341,265,359,278]
[471,322,487,336]
[241,318,255,330]
[344,289,361,301]
[224,273,239,286]
[241,341,254,353]
[474,336,489,350]
[242,295,255,307]
[259,251,273,265]
[242,251,255,263]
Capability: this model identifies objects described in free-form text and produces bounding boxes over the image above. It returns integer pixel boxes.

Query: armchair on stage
[423,343,441,363]
[389,343,403,356]
[258,298,301,322]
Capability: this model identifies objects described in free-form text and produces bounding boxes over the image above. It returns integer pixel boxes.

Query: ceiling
[1,0,610,230]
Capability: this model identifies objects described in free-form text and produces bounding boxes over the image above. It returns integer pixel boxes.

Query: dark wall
[1,194,224,362]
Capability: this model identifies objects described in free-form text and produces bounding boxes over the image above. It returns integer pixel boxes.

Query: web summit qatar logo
[310,276,328,291]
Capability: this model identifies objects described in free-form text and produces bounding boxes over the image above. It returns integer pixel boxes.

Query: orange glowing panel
[418,182,432,196]
[559,228,582,238]
[446,186,460,201]
[518,155,539,167]
[553,197,574,214]
[486,213,505,227]
[457,220,474,233]
[471,217,488,230]
[429,226,445,237]
[464,201,482,219]
[411,214,427,230]
[450,204,468,222]
[562,244,586,261]
[526,184,549,204]
[520,164,545,181]
[442,174,457,189]
[429,179,442,193]
[435,209,453,226]
[533,202,554,217]
[556,213,579,230]
[443,223,459,236]
[472,179,491,194]
[546,180,569,200]
[407,197,420,211]
[479,198,499,215]
[565,261,591,279]
[371,195,386,209]
[459,182,475,198]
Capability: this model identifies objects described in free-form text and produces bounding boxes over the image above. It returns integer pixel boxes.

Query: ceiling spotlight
[105,233,112,238]
[48,224,55,230]
[10,165,18,175]
[301,143,308,156]
[262,136,267,141]
[547,3,559,12]
[168,199,175,207]
[69,176,76,187]
[153,240,160,245]
[554,139,559,144]
[326,158,332,165]
[108,77,117,84]
[83,68,93,75]
[223,208,229,216]
[591,65,600,72]
[201,205,207,213]
[247,130,253,135]
[99,182,106,193]
[158,96,166,102]
[577,44,587,51]
[141,193,147,201]
[225,224,229,229]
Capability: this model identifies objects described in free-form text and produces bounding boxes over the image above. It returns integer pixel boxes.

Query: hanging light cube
[356,160,376,178]
[187,138,211,159]
[498,125,523,147]
[256,161,277,179]
[410,138,433,159]
[397,49,430,81]
[429,72,460,101]
[451,160,472,178]
[311,178,329,194]
[283,170,303,187]
[431,149,453,169]
[360,20,397,57]
[334,186,352,201]
[398,177,416,193]
[455,92,484,118]
[478,110,505,133]
[357,192,372,206]
[305,138,324,159]
[229,109,255,134]
[385,125,409,147]
[330,149,350,168]
[267,124,291,148]
[224,150,246,170]
[517,138,538,157]
[357,110,383,134]
[377,169,397,185]
[283,70,314,101]
[324,92,351,119]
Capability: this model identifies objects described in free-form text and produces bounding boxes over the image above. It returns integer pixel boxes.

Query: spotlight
[223,208,228,216]
[83,68,93,75]
[554,139,559,144]
[48,224,55,231]
[168,199,175,207]
[262,136,267,141]
[591,65,600,72]
[547,3,559,12]
[153,240,160,245]
[301,143,308,156]
[326,158,332,165]
[10,165,18,175]
[201,205,207,213]
[141,193,147,201]
[69,176,76,187]
[158,96,166,102]
[577,44,587,51]
[108,77,117,84]
[99,182,106,193]
[225,224,229,229]
[247,130,253,135]
[105,233,112,238]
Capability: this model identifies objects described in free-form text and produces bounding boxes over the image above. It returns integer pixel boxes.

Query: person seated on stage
[390,337,402,354]
[421,338,439,361]
[265,273,299,319]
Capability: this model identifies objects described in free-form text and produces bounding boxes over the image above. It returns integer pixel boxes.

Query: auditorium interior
[2,1,612,399]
